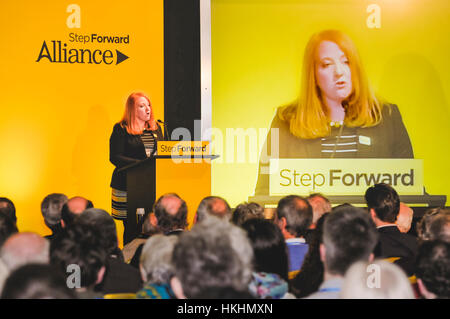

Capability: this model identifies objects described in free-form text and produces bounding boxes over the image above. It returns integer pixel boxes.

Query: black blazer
[109,123,164,191]
[374,225,418,276]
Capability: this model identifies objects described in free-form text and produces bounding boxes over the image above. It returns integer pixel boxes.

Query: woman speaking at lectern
[254,30,413,195]
[109,92,164,239]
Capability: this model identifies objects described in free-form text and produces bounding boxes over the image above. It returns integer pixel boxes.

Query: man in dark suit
[78,208,142,295]
[365,183,418,276]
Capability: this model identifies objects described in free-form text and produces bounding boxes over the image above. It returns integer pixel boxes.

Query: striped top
[321,126,358,158]
[141,130,157,157]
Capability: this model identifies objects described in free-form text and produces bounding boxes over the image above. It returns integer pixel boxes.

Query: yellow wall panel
[0,0,164,247]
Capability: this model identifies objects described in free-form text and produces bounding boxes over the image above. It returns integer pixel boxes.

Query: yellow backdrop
[211,0,450,207]
[0,0,164,247]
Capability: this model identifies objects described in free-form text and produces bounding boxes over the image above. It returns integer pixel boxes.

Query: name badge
[359,135,371,146]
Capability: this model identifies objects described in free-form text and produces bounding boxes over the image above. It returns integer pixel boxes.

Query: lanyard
[319,287,341,293]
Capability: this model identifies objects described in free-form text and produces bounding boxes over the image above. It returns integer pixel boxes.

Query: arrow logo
[116,50,129,65]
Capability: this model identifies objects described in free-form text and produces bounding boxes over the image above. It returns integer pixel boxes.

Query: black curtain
[164,0,201,140]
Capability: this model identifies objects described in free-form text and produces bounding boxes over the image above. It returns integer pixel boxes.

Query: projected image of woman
[109,92,165,243]
[255,30,413,195]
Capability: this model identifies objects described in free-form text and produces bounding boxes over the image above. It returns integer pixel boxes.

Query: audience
[365,183,418,276]
[241,218,292,298]
[0,232,49,271]
[396,202,414,234]
[61,196,94,228]
[416,208,446,243]
[136,234,178,299]
[427,210,450,243]
[0,197,17,226]
[40,193,68,240]
[153,193,188,236]
[0,213,18,248]
[1,264,77,299]
[341,259,415,299]
[306,193,331,228]
[122,212,161,264]
[305,204,378,299]
[170,216,253,299]
[77,208,142,295]
[1,182,448,300]
[128,193,188,269]
[231,202,265,227]
[276,195,313,273]
[50,221,106,299]
[415,240,450,299]
[289,213,328,298]
[195,196,232,223]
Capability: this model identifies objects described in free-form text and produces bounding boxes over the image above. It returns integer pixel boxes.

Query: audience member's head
[1,264,77,299]
[428,211,450,243]
[276,195,312,239]
[396,202,414,233]
[78,208,119,257]
[0,197,16,224]
[195,196,232,223]
[321,204,378,277]
[153,193,188,234]
[415,240,450,299]
[364,183,400,225]
[41,193,68,231]
[307,193,331,226]
[241,218,289,282]
[231,202,265,227]
[171,216,253,299]
[139,234,178,284]
[0,213,18,248]
[417,208,442,242]
[141,212,161,238]
[0,232,49,271]
[341,259,415,299]
[61,196,93,228]
[50,222,107,291]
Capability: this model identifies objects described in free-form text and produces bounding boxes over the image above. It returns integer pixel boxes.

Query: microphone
[157,119,169,141]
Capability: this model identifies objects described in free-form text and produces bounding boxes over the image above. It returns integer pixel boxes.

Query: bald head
[68,197,91,214]
[154,193,188,234]
[195,196,231,223]
[61,196,93,227]
[0,232,49,270]
[160,195,183,216]
[396,203,414,233]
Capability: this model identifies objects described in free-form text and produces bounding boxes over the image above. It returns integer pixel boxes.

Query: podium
[118,150,218,244]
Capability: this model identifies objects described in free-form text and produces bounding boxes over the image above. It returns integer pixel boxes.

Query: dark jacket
[255,104,413,195]
[109,123,164,191]
[374,225,418,276]
[96,256,143,294]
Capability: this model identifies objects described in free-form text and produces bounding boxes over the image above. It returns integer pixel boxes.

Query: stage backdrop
[0,0,164,246]
[210,0,450,207]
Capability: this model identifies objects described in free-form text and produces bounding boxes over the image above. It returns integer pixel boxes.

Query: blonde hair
[280,30,383,139]
[120,92,157,135]
[341,260,415,299]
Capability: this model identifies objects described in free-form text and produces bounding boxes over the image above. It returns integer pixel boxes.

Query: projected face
[315,40,352,105]
[135,96,151,123]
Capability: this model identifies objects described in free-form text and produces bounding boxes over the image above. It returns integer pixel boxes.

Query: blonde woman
[109,92,165,243]
[255,30,413,195]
